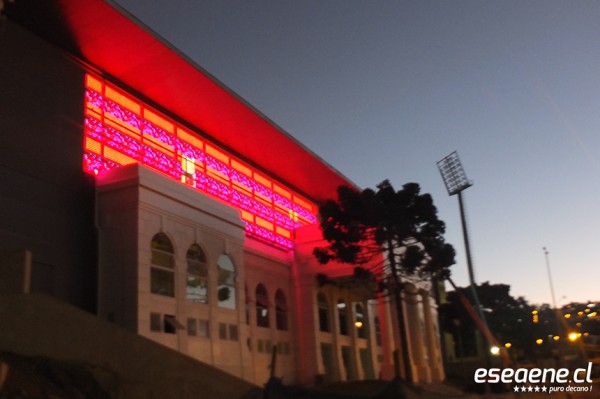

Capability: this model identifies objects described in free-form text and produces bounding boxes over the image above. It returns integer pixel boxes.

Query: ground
[1,352,598,399]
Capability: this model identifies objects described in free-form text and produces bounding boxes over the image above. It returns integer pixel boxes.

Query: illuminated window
[275,290,288,331]
[181,154,196,186]
[337,299,348,336]
[256,284,269,328]
[150,233,175,297]
[83,74,319,250]
[355,303,367,339]
[186,244,208,303]
[217,255,236,309]
[317,292,330,333]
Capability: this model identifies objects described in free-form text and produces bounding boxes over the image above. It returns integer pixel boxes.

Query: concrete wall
[96,165,307,385]
[0,293,260,399]
[95,165,302,385]
[96,165,250,375]
[0,19,97,310]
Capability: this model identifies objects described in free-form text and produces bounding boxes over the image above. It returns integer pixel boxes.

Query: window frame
[337,299,349,336]
[150,233,175,297]
[217,254,236,309]
[186,243,209,304]
[317,292,330,333]
[256,283,270,328]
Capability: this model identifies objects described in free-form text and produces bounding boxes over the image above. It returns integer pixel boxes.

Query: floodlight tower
[437,152,477,285]
[438,153,495,390]
[437,152,486,322]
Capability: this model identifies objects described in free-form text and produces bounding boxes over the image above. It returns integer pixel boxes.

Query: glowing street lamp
[568,332,580,342]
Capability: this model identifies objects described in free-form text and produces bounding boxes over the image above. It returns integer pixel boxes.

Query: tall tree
[313,180,455,380]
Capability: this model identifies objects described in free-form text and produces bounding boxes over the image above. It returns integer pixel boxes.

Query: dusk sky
[114,0,600,306]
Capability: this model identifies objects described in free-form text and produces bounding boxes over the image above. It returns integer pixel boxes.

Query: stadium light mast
[437,152,477,286]
[438,153,499,389]
[437,152,488,322]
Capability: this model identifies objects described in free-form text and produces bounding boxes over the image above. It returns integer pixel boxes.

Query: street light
[568,332,580,342]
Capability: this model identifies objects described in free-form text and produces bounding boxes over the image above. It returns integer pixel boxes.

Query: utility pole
[544,248,572,399]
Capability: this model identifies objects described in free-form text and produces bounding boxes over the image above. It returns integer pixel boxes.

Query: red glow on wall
[83,74,317,249]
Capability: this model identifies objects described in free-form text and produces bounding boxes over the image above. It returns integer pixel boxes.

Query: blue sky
[115,0,600,305]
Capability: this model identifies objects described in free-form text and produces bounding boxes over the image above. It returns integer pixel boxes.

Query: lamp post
[543,248,574,399]
[543,247,558,310]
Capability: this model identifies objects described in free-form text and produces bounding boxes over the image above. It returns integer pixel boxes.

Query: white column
[421,289,444,381]
[407,285,430,382]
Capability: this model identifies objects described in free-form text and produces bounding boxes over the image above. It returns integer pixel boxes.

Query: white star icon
[528,386,533,392]
[514,386,520,392]
[542,386,547,392]
[534,386,540,392]
[521,386,527,392]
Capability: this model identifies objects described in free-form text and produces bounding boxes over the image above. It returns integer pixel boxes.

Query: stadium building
[0,0,444,386]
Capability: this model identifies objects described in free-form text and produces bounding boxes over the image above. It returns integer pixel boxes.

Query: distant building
[0,0,444,386]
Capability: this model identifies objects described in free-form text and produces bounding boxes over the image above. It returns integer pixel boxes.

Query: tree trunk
[386,237,413,382]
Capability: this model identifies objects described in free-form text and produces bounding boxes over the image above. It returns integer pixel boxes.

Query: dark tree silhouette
[313,180,455,380]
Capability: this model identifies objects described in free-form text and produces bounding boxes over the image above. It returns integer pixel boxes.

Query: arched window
[256,284,269,328]
[217,254,236,309]
[275,290,288,331]
[374,316,382,346]
[355,303,367,339]
[150,233,175,297]
[186,244,208,303]
[337,299,348,335]
[317,292,330,332]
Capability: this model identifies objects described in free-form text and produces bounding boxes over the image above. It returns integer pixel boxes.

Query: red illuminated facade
[83,74,317,250]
